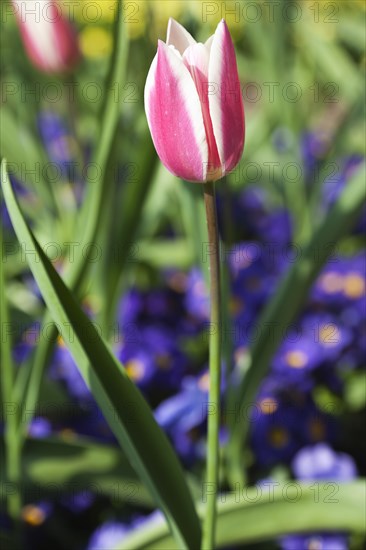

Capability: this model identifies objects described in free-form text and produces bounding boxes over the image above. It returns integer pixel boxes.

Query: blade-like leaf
[115,481,366,549]
[1,160,201,550]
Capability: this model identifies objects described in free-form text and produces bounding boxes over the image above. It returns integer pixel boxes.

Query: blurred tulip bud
[12,0,80,73]
[144,18,245,183]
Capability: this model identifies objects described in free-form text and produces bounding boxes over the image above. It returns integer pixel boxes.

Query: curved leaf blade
[1,160,201,550]
[116,481,366,549]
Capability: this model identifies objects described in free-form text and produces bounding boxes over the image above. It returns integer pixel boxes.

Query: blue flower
[280,444,357,550]
[281,533,348,550]
[312,253,366,310]
[300,313,353,363]
[229,243,276,312]
[250,378,335,467]
[117,347,156,390]
[301,131,329,183]
[37,111,79,181]
[60,491,95,514]
[28,417,52,439]
[118,288,145,325]
[250,387,306,466]
[116,282,205,396]
[184,268,210,322]
[49,339,92,405]
[154,371,211,464]
[271,311,353,390]
[292,443,357,481]
[272,335,323,389]
[87,521,129,550]
[87,511,164,550]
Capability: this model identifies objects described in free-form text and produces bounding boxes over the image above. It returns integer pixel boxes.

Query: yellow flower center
[319,325,340,346]
[269,427,288,448]
[22,505,46,526]
[285,350,308,368]
[258,397,278,414]
[319,272,344,293]
[308,538,322,550]
[343,273,365,299]
[125,359,145,381]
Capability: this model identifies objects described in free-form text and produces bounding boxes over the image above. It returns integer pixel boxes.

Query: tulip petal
[13,0,59,70]
[183,44,221,174]
[145,40,208,182]
[182,43,209,94]
[166,18,196,55]
[204,35,214,54]
[12,0,78,72]
[208,20,245,175]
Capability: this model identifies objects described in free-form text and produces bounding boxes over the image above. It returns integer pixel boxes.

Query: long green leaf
[115,481,366,549]
[1,160,201,549]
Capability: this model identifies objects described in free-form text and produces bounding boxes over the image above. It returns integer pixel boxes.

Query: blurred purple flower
[61,491,95,514]
[312,253,366,310]
[281,534,348,550]
[271,336,320,390]
[281,444,357,550]
[38,111,79,182]
[116,282,206,396]
[184,268,210,322]
[49,340,92,405]
[154,370,211,464]
[87,521,129,550]
[292,443,357,481]
[301,131,329,182]
[88,511,164,550]
[251,378,335,467]
[28,417,52,439]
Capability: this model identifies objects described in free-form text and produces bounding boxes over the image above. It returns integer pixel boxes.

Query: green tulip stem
[202,180,222,550]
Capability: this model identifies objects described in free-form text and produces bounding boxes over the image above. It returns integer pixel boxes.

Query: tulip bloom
[145,18,245,183]
[12,0,79,73]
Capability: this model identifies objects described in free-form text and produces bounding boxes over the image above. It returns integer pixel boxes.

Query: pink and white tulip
[144,18,245,183]
[12,0,79,73]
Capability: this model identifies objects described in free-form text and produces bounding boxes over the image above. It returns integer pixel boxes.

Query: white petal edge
[166,18,196,56]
